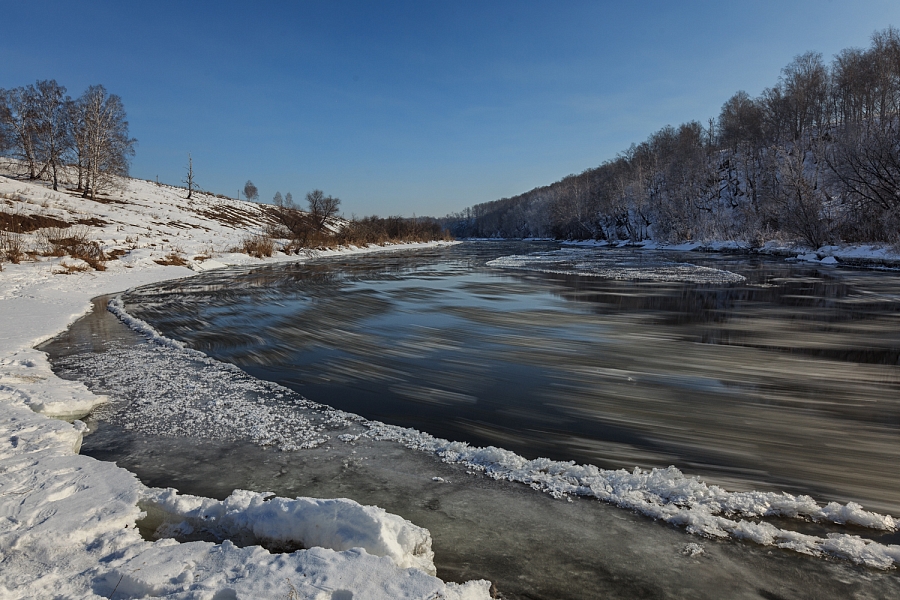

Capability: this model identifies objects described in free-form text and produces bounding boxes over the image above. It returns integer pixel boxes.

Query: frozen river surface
[45,242,900,599]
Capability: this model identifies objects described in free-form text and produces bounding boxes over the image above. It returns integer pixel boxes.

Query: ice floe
[487,248,747,284]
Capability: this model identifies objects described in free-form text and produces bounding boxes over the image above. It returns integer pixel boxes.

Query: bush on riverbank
[335,215,453,246]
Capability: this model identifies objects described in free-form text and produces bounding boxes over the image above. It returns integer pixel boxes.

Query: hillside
[0,165,327,273]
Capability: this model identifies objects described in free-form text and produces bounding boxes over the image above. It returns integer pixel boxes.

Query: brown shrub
[0,210,70,233]
[34,225,108,270]
[241,234,275,258]
[1,231,25,264]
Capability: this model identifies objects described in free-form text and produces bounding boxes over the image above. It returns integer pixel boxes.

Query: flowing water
[42,241,900,599]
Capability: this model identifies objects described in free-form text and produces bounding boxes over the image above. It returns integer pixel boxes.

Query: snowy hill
[0,165,345,273]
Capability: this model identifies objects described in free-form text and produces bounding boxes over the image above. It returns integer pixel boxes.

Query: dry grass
[0,209,70,233]
[53,259,92,275]
[154,252,189,266]
[37,225,107,270]
[240,234,275,258]
[0,231,25,264]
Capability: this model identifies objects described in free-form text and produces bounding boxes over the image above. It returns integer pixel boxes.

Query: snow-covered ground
[562,237,900,266]
[0,171,486,599]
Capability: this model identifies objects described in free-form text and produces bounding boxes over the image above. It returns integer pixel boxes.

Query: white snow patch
[142,488,438,575]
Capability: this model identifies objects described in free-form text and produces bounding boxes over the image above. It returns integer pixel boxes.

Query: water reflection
[117,242,900,515]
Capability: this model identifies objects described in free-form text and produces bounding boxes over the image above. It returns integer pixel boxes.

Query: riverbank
[0,171,485,599]
[560,238,900,268]
[4,169,900,597]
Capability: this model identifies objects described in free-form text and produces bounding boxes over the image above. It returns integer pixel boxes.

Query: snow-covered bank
[0,172,484,599]
[560,237,900,267]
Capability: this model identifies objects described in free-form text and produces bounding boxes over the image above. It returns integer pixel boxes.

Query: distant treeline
[442,28,900,248]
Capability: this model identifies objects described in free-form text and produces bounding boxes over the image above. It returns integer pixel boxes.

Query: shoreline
[0,240,492,599]
[557,237,900,268]
[5,237,900,597]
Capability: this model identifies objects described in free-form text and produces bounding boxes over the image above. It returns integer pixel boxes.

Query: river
[42,241,900,599]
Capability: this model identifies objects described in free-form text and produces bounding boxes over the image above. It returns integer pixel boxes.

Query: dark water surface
[42,241,900,599]
[121,242,900,513]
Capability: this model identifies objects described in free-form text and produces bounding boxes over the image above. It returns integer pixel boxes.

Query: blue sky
[4,1,900,217]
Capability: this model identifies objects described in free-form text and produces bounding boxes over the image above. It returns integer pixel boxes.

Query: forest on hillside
[443,28,900,248]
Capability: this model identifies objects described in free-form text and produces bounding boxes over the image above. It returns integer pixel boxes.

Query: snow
[364,426,900,569]
[0,171,483,599]
[142,488,438,575]
[487,248,747,283]
[562,238,900,266]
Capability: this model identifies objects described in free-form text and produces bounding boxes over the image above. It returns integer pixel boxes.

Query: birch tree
[75,85,135,199]
[0,85,40,179]
[32,80,71,191]
[243,180,259,202]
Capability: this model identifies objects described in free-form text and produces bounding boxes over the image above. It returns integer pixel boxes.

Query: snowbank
[142,488,437,575]
[0,172,483,599]
[561,237,900,267]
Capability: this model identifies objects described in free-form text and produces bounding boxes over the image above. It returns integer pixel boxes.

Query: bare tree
[68,96,88,191]
[32,80,71,191]
[243,180,259,202]
[306,189,341,231]
[183,153,196,199]
[773,52,830,141]
[0,85,40,179]
[74,85,135,199]
[718,91,765,151]
[270,189,312,245]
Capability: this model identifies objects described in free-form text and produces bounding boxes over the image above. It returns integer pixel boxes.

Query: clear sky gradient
[4,1,900,217]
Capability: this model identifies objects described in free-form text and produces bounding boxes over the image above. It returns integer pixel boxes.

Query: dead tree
[183,153,196,199]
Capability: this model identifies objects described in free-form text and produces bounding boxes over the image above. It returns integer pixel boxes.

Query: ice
[142,487,438,575]
[75,419,900,598]
[107,296,187,349]
[0,348,107,421]
[487,248,747,283]
[52,327,357,451]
